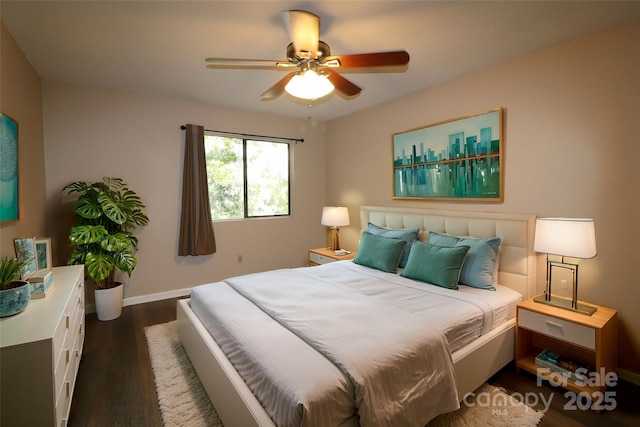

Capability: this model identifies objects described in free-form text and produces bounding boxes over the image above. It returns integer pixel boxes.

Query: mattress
[190,261,522,427]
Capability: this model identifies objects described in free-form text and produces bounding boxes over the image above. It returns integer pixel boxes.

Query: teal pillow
[367,222,419,268]
[428,231,501,290]
[353,231,407,273]
[401,241,470,289]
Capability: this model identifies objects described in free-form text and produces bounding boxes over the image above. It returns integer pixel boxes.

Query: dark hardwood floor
[69,298,640,426]
[69,297,181,427]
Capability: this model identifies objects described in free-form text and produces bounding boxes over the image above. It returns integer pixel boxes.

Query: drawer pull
[65,348,70,364]
[66,315,70,329]
[66,380,70,397]
[545,320,564,332]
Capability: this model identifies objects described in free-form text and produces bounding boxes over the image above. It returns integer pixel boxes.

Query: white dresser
[0,265,85,427]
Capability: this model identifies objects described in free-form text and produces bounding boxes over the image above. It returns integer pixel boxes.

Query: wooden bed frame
[177,206,537,427]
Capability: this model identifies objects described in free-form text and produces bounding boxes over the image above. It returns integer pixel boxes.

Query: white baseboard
[84,287,192,315]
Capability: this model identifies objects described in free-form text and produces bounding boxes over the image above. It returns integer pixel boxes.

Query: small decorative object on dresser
[308,247,355,266]
[35,237,52,270]
[13,236,38,280]
[28,269,54,298]
[0,256,32,317]
[63,177,149,321]
[516,296,617,397]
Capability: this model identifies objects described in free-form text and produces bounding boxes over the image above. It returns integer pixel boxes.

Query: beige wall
[325,20,640,373]
[42,82,327,305]
[0,23,47,259]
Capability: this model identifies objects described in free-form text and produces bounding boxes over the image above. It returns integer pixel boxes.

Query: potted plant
[63,177,149,321]
[0,256,32,317]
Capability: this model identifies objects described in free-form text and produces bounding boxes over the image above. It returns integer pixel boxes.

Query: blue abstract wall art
[0,113,19,222]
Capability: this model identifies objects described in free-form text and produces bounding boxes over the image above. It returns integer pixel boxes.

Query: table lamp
[533,217,597,315]
[321,207,350,251]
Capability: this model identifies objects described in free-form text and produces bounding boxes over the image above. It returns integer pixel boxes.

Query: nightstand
[515,296,617,396]
[308,247,355,266]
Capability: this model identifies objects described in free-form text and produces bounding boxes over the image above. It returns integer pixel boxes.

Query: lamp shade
[321,206,350,227]
[285,70,334,100]
[534,218,597,258]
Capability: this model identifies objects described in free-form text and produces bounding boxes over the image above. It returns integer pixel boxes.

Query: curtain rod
[180,125,304,144]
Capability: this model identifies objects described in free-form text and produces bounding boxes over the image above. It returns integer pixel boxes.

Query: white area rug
[145,321,222,427]
[145,321,543,427]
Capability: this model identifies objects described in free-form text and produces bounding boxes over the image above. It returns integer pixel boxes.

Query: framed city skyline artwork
[392,108,504,201]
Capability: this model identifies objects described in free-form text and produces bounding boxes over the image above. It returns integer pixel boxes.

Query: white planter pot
[95,283,123,321]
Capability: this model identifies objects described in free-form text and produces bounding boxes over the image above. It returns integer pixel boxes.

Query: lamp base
[533,294,597,316]
[328,227,340,251]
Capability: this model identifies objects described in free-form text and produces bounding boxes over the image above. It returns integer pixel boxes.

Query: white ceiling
[2,1,639,123]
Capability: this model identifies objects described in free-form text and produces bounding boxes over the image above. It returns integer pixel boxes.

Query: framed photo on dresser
[35,238,52,271]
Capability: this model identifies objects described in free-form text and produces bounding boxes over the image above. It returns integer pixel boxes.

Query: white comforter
[191,261,491,427]
[225,267,459,427]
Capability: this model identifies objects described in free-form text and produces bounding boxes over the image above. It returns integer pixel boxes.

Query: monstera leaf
[69,225,108,245]
[85,253,116,283]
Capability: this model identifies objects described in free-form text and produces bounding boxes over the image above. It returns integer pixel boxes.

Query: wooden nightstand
[515,296,617,396]
[308,247,355,266]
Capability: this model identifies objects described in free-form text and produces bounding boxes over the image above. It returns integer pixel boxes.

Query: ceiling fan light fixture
[284,69,334,100]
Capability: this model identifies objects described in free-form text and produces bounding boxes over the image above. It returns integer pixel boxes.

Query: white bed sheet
[190,261,522,427]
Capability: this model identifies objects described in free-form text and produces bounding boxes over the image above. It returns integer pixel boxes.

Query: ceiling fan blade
[205,57,283,69]
[325,50,410,68]
[325,70,361,97]
[282,10,319,55]
[261,72,297,100]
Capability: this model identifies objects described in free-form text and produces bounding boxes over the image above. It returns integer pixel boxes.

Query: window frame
[204,132,292,221]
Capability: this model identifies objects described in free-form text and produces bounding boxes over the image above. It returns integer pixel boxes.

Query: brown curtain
[178,124,217,256]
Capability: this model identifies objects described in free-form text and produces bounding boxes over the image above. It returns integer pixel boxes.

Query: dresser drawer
[76,309,85,360]
[518,308,595,349]
[52,305,71,365]
[53,282,81,366]
[55,369,73,427]
[309,252,336,265]
[54,298,83,396]
[54,344,71,403]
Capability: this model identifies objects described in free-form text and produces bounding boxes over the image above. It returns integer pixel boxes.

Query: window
[204,133,290,220]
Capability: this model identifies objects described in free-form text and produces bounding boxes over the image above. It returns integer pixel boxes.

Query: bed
[177,205,537,427]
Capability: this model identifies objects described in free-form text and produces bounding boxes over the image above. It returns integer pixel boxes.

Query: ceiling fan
[205,10,410,101]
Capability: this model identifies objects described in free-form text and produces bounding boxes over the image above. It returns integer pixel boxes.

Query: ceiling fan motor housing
[287,41,331,63]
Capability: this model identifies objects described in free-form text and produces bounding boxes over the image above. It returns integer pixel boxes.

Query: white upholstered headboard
[360,206,537,299]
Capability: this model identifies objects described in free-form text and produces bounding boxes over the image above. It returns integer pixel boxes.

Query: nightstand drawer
[309,252,336,265]
[518,308,595,350]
